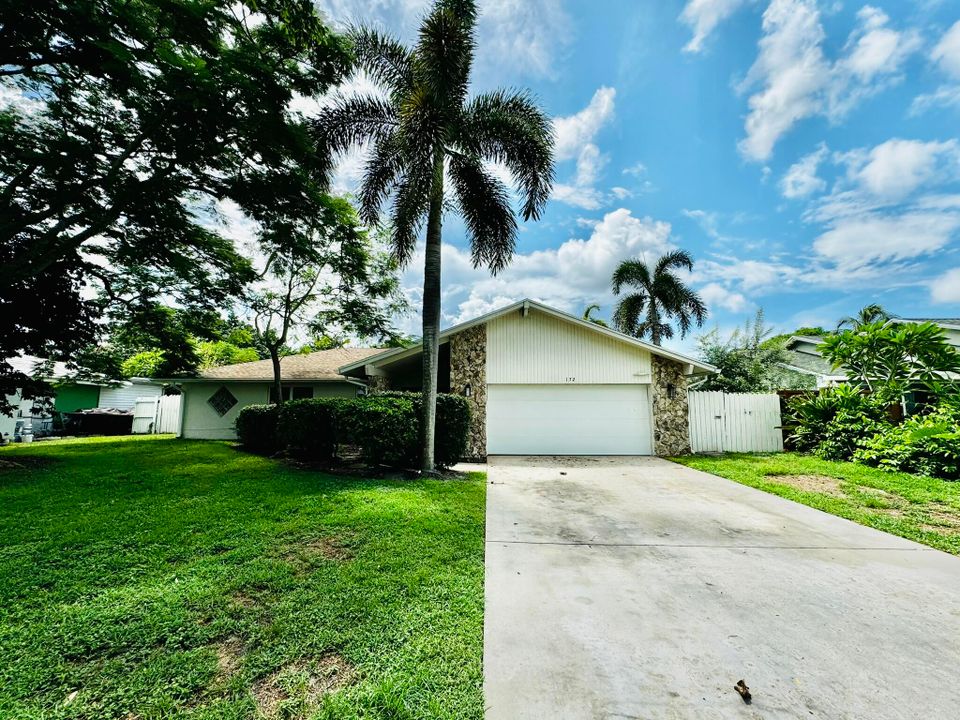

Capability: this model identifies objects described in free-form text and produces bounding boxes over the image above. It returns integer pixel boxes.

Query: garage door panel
[486,384,651,455]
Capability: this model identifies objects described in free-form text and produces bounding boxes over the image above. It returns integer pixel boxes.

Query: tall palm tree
[312,0,553,471]
[611,250,707,346]
[836,303,889,332]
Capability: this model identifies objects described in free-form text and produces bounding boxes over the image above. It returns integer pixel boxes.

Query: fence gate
[688,391,783,453]
[132,395,182,435]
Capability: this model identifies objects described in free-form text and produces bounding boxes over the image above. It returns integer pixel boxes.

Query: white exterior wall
[179,381,358,440]
[98,382,162,410]
[486,308,652,384]
[942,328,960,348]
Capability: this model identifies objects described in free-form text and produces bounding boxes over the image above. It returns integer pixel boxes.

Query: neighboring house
[780,336,847,389]
[176,348,383,440]
[1,355,162,440]
[896,317,960,348]
[339,299,716,458]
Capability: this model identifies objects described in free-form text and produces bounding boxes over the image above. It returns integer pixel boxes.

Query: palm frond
[347,26,413,96]
[389,161,432,267]
[655,249,694,275]
[413,0,476,112]
[612,259,652,295]
[448,153,517,273]
[612,292,647,335]
[358,132,404,225]
[456,89,554,221]
[310,94,397,180]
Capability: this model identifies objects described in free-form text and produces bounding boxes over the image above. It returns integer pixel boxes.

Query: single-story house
[780,336,847,389]
[177,300,716,456]
[341,299,716,458]
[176,347,383,440]
[896,317,960,347]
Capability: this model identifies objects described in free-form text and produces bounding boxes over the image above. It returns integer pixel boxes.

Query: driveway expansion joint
[486,538,935,551]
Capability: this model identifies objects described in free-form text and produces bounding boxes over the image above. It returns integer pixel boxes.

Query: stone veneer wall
[651,355,691,456]
[449,324,487,460]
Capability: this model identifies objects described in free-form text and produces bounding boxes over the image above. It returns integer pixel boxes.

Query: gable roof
[339,299,717,375]
[896,317,960,330]
[197,347,384,382]
[784,335,826,352]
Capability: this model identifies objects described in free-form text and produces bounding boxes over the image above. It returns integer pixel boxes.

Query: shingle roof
[782,349,838,375]
[199,348,385,381]
[899,317,960,326]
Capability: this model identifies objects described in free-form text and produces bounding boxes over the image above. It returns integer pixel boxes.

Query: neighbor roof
[339,299,718,375]
[197,348,384,382]
[897,317,960,329]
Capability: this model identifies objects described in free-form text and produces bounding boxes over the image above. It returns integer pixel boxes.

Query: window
[269,386,314,403]
[208,386,238,416]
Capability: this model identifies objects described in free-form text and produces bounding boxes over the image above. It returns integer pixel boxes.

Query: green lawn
[0,436,485,720]
[672,452,960,555]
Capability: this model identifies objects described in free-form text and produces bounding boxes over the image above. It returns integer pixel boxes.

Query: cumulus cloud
[845,138,959,201]
[780,143,828,198]
[679,0,751,53]
[931,267,960,304]
[699,282,750,312]
[738,1,921,162]
[552,87,616,161]
[400,209,676,324]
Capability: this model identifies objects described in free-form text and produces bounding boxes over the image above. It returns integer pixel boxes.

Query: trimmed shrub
[347,395,419,467]
[787,385,889,461]
[378,391,471,468]
[854,403,960,479]
[276,398,349,461]
[235,404,280,454]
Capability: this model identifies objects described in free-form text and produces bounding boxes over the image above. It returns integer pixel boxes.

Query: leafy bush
[347,396,420,467]
[787,385,889,461]
[235,404,280,454]
[276,398,348,461]
[379,391,472,467]
[854,402,960,479]
[120,349,165,378]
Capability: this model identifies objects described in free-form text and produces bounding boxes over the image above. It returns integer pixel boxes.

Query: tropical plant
[611,250,707,345]
[854,401,960,479]
[697,309,814,392]
[836,303,889,331]
[787,385,889,461]
[582,304,609,327]
[196,341,260,370]
[311,0,554,471]
[120,350,166,379]
[819,321,960,410]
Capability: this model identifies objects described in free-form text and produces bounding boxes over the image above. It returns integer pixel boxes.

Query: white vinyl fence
[132,394,182,435]
[688,391,783,453]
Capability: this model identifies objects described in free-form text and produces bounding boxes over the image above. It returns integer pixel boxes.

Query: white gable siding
[98,382,162,410]
[486,308,652,384]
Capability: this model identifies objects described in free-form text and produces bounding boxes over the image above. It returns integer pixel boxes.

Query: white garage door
[486,384,652,455]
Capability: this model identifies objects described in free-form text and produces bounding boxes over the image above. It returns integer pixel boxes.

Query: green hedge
[237,393,471,469]
[234,404,280,454]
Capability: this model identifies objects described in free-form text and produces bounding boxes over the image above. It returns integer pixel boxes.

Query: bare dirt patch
[230,591,259,609]
[765,474,844,496]
[250,654,355,718]
[212,635,245,679]
[278,536,354,573]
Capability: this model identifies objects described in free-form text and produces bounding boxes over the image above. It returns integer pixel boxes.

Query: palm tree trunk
[420,151,444,473]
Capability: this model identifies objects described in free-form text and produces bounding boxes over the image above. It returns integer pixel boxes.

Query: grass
[0,435,486,720]
[672,452,960,555]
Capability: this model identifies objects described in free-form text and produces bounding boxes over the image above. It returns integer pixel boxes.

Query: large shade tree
[0,0,351,411]
[611,250,708,346]
[312,0,554,471]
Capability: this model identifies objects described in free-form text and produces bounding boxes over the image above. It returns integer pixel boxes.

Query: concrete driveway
[484,456,960,719]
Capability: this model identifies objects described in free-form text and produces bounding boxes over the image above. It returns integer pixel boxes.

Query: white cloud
[911,84,960,115]
[679,0,750,53]
[812,211,960,268]
[738,1,922,162]
[0,80,44,116]
[931,20,960,79]
[622,162,647,177]
[931,267,960,303]
[401,208,676,325]
[846,138,959,200]
[699,282,750,312]
[611,186,633,199]
[552,87,616,161]
[551,142,611,209]
[781,143,828,198]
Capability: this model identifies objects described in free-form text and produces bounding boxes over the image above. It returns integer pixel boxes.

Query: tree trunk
[269,348,283,405]
[420,152,444,473]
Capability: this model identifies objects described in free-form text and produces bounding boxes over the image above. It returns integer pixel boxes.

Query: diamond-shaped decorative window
[208,386,238,417]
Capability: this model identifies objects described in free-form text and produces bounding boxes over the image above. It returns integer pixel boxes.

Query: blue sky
[314,0,960,351]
